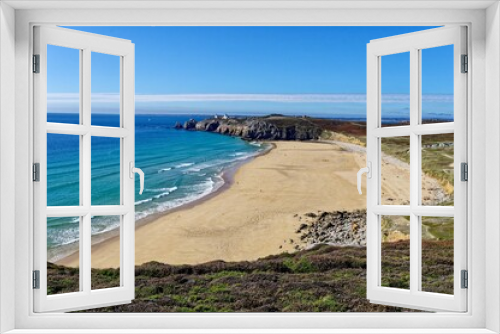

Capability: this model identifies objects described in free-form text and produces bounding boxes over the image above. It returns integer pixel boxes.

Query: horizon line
[47,93,454,104]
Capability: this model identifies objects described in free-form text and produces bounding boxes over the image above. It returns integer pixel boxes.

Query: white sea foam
[249,141,262,147]
[148,186,178,193]
[185,167,202,172]
[134,176,224,221]
[229,152,246,157]
[153,191,172,200]
[175,162,195,168]
[158,167,172,173]
[135,198,153,205]
[135,186,178,205]
[186,154,251,173]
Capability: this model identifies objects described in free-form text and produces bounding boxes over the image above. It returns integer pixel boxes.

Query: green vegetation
[46,264,79,295]
[422,217,454,241]
[283,257,317,273]
[44,241,452,312]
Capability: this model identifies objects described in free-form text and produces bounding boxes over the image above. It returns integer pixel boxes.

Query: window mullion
[409,47,420,294]
[82,47,92,294]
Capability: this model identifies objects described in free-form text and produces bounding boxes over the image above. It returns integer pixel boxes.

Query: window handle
[357,162,371,195]
[129,162,144,195]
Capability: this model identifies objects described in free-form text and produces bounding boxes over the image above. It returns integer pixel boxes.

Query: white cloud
[47,93,453,104]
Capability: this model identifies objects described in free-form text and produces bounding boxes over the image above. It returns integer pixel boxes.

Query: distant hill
[174,115,367,141]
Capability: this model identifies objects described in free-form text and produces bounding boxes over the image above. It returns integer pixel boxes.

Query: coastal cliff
[175,115,323,141]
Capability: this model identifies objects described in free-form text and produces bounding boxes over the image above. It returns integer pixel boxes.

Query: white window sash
[32,26,136,313]
[366,26,468,312]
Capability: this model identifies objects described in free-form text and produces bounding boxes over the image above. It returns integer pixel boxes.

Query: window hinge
[461,270,468,289]
[461,162,468,181]
[461,54,468,73]
[33,54,40,73]
[33,163,40,182]
[33,270,40,289]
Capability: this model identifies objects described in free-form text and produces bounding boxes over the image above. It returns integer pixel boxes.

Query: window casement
[363,26,467,312]
[33,26,139,312]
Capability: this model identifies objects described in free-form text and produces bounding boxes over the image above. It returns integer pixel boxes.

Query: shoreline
[53,143,274,265]
[58,140,370,268]
[131,142,275,231]
[56,138,448,268]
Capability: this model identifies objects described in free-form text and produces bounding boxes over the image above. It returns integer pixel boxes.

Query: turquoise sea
[46,113,266,260]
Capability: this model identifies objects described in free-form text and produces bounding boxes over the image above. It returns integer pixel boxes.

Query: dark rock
[183,119,198,130]
[174,122,183,129]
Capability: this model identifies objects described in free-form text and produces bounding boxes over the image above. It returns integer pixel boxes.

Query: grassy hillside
[45,241,453,313]
[380,134,454,201]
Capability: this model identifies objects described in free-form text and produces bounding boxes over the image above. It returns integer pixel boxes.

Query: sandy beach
[58,140,443,268]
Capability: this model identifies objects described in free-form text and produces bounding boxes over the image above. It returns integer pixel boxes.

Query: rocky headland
[175,115,323,141]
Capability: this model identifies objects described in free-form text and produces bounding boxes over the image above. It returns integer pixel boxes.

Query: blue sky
[48,26,454,118]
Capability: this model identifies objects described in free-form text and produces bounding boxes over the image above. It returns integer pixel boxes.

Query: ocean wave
[148,186,178,193]
[135,186,178,205]
[135,198,152,205]
[153,191,173,200]
[134,176,224,221]
[185,167,201,172]
[158,167,172,173]
[249,141,262,147]
[90,216,121,235]
[175,162,195,168]
[187,157,244,173]
[229,152,246,157]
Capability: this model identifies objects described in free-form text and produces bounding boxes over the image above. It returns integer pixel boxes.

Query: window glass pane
[421,45,454,124]
[381,215,410,290]
[91,137,121,205]
[381,137,410,205]
[91,52,121,127]
[381,52,410,127]
[47,216,80,295]
[47,133,80,206]
[47,45,80,124]
[421,134,454,206]
[91,215,121,290]
[421,216,454,294]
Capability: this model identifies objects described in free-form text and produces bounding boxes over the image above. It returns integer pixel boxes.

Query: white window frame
[33,26,136,313]
[0,1,498,333]
[366,26,467,312]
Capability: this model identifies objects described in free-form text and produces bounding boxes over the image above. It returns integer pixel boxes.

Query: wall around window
[0,2,16,333]
[485,2,500,333]
[0,2,497,333]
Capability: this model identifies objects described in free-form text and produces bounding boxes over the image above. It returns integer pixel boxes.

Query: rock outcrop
[177,116,323,141]
[298,210,367,247]
[183,119,198,130]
